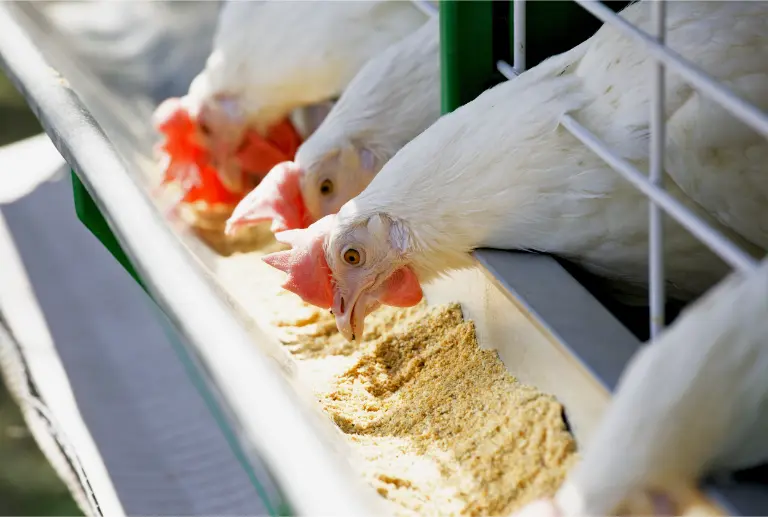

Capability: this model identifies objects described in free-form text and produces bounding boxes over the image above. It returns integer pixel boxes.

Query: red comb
[224,161,310,236]
[153,98,303,208]
[261,214,337,308]
[153,98,242,205]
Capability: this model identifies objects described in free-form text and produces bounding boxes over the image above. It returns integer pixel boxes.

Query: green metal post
[70,171,146,291]
[439,0,495,114]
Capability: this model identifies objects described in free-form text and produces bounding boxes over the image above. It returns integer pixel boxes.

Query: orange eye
[343,248,362,266]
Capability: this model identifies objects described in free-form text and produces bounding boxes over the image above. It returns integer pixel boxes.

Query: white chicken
[260,0,768,341]
[578,2,768,252]
[155,0,429,195]
[513,256,768,517]
[34,0,222,103]
[224,16,441,235]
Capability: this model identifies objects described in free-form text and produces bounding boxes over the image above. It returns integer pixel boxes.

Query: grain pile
[205,234,578,516]
[315,304,578,516]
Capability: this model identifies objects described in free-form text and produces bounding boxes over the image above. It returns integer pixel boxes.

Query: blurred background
[0,71,80,516]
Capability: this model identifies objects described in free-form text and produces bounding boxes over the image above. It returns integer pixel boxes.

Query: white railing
[498,0,763,340]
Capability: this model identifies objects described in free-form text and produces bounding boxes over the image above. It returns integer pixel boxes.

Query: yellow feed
[317,304,577,516]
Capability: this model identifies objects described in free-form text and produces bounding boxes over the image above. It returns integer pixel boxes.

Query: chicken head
[198,95,302,192]
[152,95,302,206]
[298,144,379,224]
[223,143,378,235]
[262,212,423,341]
[153,97,242,206]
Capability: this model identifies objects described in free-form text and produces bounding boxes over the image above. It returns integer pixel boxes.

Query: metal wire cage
[443,0,766,340]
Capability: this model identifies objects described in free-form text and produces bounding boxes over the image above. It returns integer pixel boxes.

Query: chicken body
[577,1,768,252]
[224,16,441,234]
[550,257,768,516]
[161,0,428,194]
[262,0,768,341]
[36,0,222,103]
[186,0,427,137]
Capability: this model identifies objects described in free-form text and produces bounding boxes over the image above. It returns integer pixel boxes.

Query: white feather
[297,16,440,167]
[186,0,428,133]
[34,0,221,102]
[576,0,768,251]
[557,257,768,515]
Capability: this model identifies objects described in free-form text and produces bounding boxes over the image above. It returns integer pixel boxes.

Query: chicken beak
[333,288,376,342]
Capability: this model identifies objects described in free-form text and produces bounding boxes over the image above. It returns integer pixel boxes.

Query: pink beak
[332,283,380,342]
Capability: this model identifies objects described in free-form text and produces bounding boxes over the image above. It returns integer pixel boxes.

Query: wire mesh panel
[495,0,764,340]
[440,1,629,114]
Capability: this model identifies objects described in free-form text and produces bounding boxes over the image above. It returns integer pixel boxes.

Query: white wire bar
[513,0,526,73]
[560,115,759,274]
[496,59,758,276]
[648,0,666,339]
[497,60,519,81]
[573,0,768,140]
[411,0,438,18]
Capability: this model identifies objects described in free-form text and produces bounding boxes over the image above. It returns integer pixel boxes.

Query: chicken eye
[342,247,364,266]
[320,179,334,196]
[199,122,212,136]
